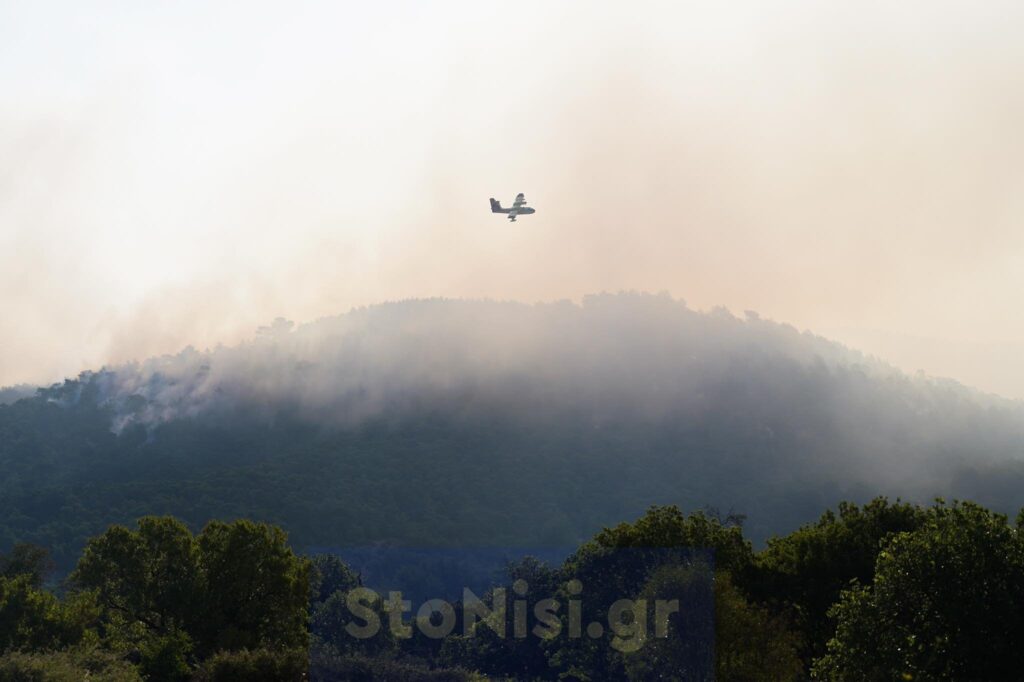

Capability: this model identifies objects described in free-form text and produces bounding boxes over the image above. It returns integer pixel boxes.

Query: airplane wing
[512,193,527,208]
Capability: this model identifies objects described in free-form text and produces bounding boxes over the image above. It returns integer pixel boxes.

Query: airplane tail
[489,198,504,213]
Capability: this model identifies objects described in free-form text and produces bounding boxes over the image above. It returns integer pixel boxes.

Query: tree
[549,506,754,680]
[0,544,54,589]
[308,554,396,661]
[439,557,562,679]
[585,506,754,577]
[814,501,1024,680]
[71,516,199,638]
[752,497,927,666]
[0,574,96,653]
[711,573,802,682]
[71,516,310,666]
[624,567,802,682]
[310,553,361,605]
[195,519,310,655]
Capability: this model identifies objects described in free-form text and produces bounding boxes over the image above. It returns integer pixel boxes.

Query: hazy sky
[3,1,1024,398]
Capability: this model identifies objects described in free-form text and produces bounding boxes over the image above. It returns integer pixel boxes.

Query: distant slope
[1,293,1022,568]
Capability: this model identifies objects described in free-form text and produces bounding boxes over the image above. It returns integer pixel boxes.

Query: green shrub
[0,648,140,682]
[139,629,192,681]
[309,652,482,682]
[192,647,307,682]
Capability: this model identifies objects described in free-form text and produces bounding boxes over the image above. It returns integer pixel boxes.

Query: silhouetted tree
[814,501,1024,680]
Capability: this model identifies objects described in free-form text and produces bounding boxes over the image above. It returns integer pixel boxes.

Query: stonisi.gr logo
[341,578,682,653]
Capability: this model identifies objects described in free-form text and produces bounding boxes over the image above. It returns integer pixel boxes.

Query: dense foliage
[1,498,1022,679]
[814,502,1024,680]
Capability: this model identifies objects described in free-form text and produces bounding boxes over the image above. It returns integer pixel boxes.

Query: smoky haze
[54,295,1024,504]
[2,1,1024,399]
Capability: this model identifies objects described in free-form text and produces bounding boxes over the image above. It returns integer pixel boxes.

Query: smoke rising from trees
[41,294,1024,504]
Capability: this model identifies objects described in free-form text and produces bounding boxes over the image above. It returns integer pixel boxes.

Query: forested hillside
[1,294,1023,569]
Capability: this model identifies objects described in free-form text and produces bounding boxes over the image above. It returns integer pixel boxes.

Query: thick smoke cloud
[52,294,1024,500]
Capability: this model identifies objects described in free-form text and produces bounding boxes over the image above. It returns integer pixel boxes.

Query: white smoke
[41,294,1022,498]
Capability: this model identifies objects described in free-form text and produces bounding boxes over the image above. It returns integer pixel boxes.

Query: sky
[2,0,1024,399]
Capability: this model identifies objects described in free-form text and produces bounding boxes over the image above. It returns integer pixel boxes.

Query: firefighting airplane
[489,193,535,222]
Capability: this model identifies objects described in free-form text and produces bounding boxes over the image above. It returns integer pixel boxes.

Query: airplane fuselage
[507,206,535,221]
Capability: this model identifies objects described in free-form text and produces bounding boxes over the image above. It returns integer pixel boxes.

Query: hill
[2,293,1022,568]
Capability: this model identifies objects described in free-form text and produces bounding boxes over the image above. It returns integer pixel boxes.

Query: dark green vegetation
[0,499,1022,679]
[0,518,310,681]
[3,296,1024,571]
